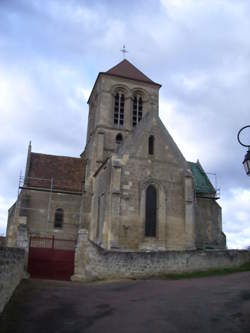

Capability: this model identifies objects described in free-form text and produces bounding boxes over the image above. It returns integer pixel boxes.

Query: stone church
[6,59,226,260]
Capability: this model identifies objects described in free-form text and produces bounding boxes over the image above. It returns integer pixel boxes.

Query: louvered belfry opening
[145,185,157,237]
[132,95,143,127]
[114,92,124,126]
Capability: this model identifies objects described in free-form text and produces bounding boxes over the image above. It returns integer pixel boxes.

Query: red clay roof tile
[88,59,161,103]
[27,153,83,192]
[105,59,160,86]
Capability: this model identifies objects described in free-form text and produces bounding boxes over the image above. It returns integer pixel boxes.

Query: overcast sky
[0,0,250,248]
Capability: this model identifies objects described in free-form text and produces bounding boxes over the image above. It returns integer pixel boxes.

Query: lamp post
[237,125,250,176]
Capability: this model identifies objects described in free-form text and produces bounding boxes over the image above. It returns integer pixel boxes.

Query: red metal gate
[28,236,76,281]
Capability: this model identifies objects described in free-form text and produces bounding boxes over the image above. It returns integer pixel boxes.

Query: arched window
[116,133,123,144]
[148,135,154,155]
[132,95,143,127]
[54,208,64,229]
[114,92,124,126]
[145,185,157,237]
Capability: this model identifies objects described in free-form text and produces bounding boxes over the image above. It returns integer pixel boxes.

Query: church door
[145,185,157,237]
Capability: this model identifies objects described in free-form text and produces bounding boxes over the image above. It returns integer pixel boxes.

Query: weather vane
[120,45,128,59]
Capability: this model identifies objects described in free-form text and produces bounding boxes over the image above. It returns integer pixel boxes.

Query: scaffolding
[13,172,83,238]
[206,172,220,199]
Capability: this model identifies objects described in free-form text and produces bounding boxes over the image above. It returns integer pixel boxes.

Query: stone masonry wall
[0,237,6,247]
[0,247,25,313]
[72,229,250,282]
[195,197,225,249]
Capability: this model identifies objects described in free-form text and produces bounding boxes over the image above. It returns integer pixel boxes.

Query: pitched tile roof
[105,59,161,86]
[88,59,161,103]
[27,153,83,192]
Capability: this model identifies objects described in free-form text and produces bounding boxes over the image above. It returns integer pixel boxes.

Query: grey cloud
[0,0,250,247]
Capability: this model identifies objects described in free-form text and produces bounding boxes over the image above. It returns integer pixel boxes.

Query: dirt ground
[1,272,250,333]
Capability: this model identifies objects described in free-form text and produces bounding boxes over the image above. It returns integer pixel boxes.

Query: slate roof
[27,153,83,192]
[188,161,215,195]
[105,59,160,86]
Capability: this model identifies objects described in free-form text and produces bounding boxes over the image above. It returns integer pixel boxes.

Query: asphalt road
[1,272,250,333]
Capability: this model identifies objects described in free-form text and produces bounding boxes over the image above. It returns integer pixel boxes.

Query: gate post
[71,229,89,281]
[16,223,29,274]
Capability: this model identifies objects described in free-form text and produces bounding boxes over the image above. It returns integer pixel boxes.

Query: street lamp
[237,125,250,176]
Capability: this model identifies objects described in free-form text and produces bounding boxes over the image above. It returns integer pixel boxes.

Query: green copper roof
[188,161,215,194]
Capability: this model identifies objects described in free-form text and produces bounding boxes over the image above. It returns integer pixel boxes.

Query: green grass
[160,262,250,280]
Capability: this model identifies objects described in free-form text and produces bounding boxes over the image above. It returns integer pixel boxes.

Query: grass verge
[161,261,250,280]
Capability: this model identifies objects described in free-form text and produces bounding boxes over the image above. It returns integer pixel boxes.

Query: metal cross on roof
[120,45,128,59]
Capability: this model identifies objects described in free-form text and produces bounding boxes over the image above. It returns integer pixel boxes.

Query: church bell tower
[84,59,161,173]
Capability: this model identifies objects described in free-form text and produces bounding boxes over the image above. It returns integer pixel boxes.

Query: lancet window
[145,185,157,237]
[148,135,154,155]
